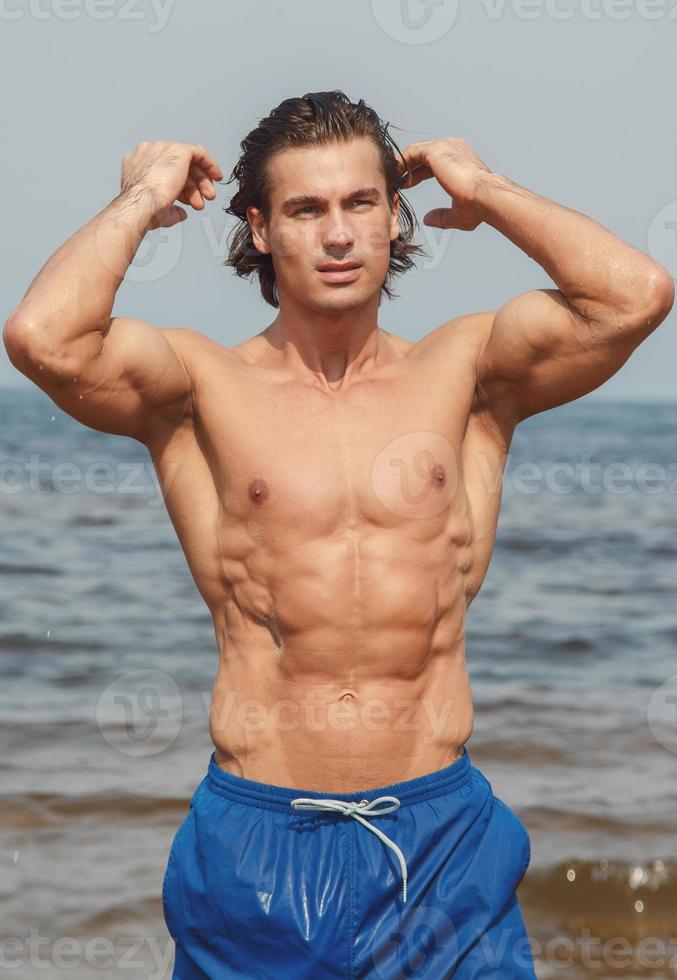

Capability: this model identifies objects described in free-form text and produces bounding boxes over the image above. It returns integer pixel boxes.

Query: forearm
[473,171,671,327]
[7,186,157,358]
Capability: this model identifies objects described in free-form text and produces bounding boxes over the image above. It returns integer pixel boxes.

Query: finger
[191,144,224,181]
[398,151,435,189]
[396,158,431,189]
[161,204,189,227]
[189,163,216,200]
[404,163,434,189]
[150,204,188,230]
[191,164,215,197]
[423,207,456,229]
[177,177,205,210]
[399,144,431,177]
[398,141,431,167]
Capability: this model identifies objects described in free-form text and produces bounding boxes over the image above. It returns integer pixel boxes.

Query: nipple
[248,479,270,504]
[432,463,446,488]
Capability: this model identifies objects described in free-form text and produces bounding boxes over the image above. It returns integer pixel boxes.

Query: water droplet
[78,394,83,400]
[50,416,55,422]
[566,868,576,882]
[13,851,19,863]
[46,630,51,638]
[629,865,648,889]
[634,899,644,913]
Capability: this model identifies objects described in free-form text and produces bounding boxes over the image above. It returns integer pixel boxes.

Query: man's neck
[263,297,387,390]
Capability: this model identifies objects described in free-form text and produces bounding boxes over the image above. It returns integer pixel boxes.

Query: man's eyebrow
[281,187,382,209]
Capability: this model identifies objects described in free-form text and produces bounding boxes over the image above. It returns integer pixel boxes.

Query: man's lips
[316,262,363,283]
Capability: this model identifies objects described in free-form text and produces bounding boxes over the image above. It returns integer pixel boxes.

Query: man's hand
[120,141,224,229]
[396,137,492,231]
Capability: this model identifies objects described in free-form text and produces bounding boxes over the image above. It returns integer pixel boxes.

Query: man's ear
[389,193,401,242]
[247,206,270,254]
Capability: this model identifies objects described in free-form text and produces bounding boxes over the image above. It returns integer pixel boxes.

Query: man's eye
[294,201,372,215]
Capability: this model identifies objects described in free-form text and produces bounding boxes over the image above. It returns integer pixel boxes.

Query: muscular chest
[194,367,473,539]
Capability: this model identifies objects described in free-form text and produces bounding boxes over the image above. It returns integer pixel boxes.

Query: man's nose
[322,212,354,251]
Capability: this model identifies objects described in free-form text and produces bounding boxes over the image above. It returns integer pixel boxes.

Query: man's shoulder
[157,326,232,355]
[157,326,242,376]
[412,310,496,363]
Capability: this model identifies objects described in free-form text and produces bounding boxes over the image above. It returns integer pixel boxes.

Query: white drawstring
[290,795,408,903]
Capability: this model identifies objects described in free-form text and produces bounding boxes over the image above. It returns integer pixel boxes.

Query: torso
[145,313,515,792]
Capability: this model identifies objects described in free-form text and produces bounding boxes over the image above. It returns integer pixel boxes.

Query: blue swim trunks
[162,746,536,978]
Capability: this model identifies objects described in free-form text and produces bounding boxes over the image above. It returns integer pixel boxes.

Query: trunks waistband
[204,745,473,813]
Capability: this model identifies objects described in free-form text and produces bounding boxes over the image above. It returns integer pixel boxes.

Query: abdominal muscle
[208,573,475,794]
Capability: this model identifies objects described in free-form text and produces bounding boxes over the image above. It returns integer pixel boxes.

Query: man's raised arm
[3,141,223,442]
[398,138,675,425]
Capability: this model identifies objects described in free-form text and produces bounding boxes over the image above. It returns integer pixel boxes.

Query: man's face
[247,137,401,314]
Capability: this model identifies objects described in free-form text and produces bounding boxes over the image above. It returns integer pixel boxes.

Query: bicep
[476,288,641,424]
[9,315,194,442]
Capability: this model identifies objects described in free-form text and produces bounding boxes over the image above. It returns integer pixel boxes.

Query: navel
[248,478,270,504]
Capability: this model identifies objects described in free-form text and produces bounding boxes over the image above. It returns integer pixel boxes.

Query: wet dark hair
[222,90,426,308]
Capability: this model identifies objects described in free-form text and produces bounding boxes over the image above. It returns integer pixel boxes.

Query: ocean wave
[0,792,192,829]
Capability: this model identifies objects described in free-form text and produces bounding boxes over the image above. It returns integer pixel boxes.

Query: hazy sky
[1,0,675,399]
